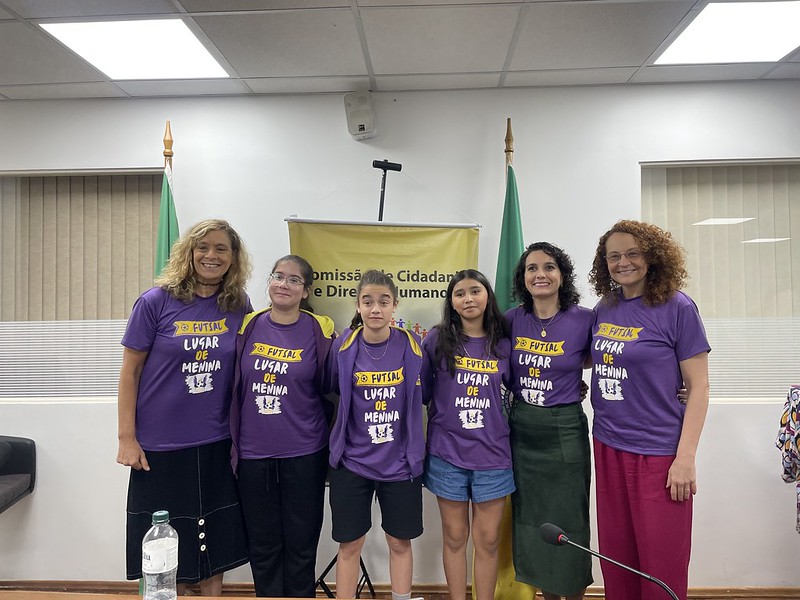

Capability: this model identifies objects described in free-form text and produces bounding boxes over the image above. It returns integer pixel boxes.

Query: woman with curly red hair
[588,220,710,600]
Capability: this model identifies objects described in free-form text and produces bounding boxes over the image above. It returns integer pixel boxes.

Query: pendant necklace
[534,310,563,338]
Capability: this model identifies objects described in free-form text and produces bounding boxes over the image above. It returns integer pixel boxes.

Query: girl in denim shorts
[420,269,514,600]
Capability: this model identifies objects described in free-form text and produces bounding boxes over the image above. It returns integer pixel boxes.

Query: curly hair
[155,218,252,312]
[270,254,315,313]
[512,241,581,313]
[588,219,688,306]
[349,270,398,330]
[434,269,510,376]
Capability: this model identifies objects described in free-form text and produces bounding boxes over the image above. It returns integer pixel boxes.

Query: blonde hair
[155,218,252,312]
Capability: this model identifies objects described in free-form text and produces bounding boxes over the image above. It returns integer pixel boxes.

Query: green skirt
[510,401,593,596]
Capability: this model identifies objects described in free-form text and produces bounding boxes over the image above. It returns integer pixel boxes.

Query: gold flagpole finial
[163,120,174,169]
[504,118,514,167]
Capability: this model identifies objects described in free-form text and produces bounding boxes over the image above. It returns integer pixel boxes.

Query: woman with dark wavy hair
[588,220,709,600]
[420,269,513,600]
[507,242,594,600]
[117,218,252,595]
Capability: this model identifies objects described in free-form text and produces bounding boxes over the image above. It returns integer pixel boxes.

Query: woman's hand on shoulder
[117,437,150,471]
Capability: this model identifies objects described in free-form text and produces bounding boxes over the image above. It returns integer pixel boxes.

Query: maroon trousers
[594,439,693,600]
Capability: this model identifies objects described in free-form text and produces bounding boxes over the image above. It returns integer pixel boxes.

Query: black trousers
[237,447,329,597]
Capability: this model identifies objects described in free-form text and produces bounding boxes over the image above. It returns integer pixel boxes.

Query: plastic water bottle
[142,510,179,600]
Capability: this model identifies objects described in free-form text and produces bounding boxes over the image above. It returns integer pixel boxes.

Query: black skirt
[125,438,249,583]
[510,401,593,596]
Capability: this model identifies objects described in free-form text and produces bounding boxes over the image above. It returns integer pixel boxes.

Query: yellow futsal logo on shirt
[355,367,405,387]
[250,343,303,362]
[454,356,499,373]
[514,337,565,356]
[596,323,643,341]
[173,319,228,336]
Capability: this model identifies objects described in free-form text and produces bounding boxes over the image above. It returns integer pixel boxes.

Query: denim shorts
[423,454,515,503]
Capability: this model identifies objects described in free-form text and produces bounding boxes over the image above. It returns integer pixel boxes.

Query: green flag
[494,164,524,312]
[155,163,179,277]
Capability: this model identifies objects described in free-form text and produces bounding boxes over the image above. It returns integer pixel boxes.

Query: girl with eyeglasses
[420,269,513,600]
[326,269,425,600]
[589,220,710,600]
[229,255,336,597]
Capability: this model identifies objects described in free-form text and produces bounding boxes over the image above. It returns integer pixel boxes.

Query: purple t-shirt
[341,329,414,481]
[121,287,248,451]
[421,329,512,470]
[506,305,593,407]
[590,291,711,455]
[236,312,328,459]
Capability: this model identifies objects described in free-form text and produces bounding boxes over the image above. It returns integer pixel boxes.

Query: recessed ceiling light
[655,1,800,65]
[40,20,228,80]
[693,218,755,226]
[741,237,790,243]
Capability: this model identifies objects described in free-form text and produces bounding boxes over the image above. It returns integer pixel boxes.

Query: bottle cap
[152,510,170,524]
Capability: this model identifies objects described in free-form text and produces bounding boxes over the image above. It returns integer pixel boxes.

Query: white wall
[1,81,800,587]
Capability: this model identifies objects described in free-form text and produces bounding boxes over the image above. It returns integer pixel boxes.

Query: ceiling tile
[115,78,251,96]
[504,67,638,87]
[0,6,15,19]
[362,5,519,75]
[0,22,106,85]
[180,0,348,10]
[0,82,128,99]
[764,63,800,80]
[245,75,370,93]
[194,10,366,77]
[631,64,774,84]
[784,47,800,63]
[0,0,177,19]
[360,0,520,5]
[510,1,694,71]
[375,72,501,91]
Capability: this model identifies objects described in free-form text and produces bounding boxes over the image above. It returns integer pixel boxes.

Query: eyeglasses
[605,250,643,264]
[269,273,305,287]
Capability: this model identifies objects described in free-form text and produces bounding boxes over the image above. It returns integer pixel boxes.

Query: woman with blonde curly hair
[588,220,710,600]
[117,218,252,596]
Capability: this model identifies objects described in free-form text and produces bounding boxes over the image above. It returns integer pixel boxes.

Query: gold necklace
[534,310,563,338]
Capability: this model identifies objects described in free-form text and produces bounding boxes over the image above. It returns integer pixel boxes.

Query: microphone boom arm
[559,538,679,600]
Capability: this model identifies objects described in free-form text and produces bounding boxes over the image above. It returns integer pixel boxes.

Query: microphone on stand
[539,523,679,600]
[372,159,402,221]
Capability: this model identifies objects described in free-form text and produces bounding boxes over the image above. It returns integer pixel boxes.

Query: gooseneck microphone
[539,523,679,600]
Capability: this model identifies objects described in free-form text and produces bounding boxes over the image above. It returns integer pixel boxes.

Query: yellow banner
[249,343,303,362]
[513,337,565,355]
[288,221,479,337]
[354,367,406,387]
[596,322,643,341]
[454,356,499,373]
[172,319,229,336]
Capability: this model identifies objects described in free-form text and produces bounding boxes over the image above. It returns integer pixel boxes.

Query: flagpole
[505,117,513,168]
[163,120,173,169]
[155,121,179,277]
[492,125,537,600]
